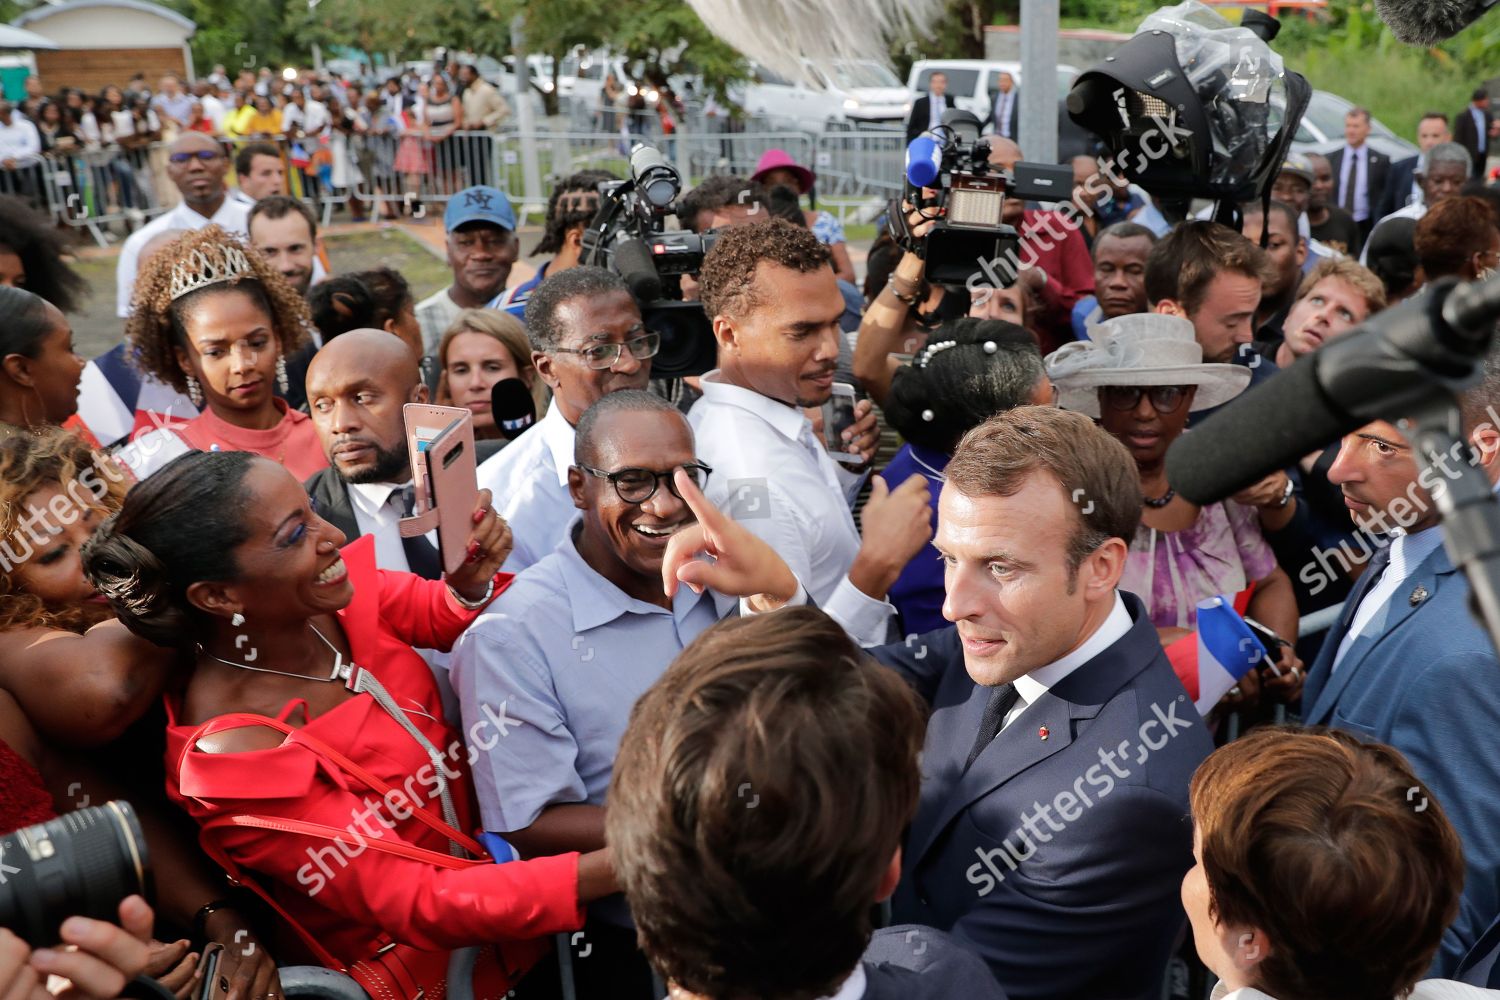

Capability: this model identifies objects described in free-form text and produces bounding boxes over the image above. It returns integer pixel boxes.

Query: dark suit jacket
[1455,106,1492,178]
[906,93,957,144]
[862,925,1007,999]
[989,88,1019,139]
[1376,154,1419,221]
[872,593,1212,1000]
[1301,540,1500,976]
[1328,144,1392,223]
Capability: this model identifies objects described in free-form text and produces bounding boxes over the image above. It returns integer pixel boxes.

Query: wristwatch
[1271,476,1295,509]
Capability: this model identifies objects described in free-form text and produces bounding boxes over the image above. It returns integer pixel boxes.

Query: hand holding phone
[822,382,862,464]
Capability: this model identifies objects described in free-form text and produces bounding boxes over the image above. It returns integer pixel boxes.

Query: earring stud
[231,612,245,627]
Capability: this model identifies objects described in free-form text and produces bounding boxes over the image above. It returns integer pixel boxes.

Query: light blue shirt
[1474,106,1490,158]
[475,402,576,572]
[451,518,735,836]
[1332,524,1447,672]
[1339,143,1372,222]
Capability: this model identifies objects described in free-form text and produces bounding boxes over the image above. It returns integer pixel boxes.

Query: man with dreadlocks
[488,170,618,319]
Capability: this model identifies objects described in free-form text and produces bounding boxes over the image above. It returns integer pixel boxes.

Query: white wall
[23,7,189,49]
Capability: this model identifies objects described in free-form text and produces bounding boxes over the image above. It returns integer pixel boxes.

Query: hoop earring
[276,354,289,394]
[186,374,203,408]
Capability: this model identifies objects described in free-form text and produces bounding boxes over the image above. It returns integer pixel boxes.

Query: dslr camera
[580,144,718,378]
[897,109,1075,286]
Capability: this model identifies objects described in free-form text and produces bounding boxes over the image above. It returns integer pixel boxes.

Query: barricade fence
[22,125,902,246]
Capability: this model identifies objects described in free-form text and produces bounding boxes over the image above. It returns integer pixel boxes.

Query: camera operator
[1,895,153,1000]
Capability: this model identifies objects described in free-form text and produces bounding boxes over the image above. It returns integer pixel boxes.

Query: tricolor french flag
[1166,594,1267,716]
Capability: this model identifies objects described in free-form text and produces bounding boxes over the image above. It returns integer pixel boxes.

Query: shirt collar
[1014,592,1132,705]
[697,370,810,444]
[1388,523,1445,580]
[1210,983,1278,1000]
[539,402,578,487]
[556,518,721,632]
[347,479,413,515]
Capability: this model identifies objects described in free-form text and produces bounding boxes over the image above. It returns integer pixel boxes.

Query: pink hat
[750,148,816,192]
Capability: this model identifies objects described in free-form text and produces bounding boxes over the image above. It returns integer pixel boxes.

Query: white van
[905,59,1081,122]
[739,59,912,132]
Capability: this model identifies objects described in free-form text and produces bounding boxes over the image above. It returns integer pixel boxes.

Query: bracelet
[887,279,920,306]
[192,899,234,941]
[449,576,496,610]
[1270,476,1295,509]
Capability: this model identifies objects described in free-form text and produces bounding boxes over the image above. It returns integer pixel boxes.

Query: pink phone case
[400,404,479,576]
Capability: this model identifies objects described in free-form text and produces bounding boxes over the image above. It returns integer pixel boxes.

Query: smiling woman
[119,226,326,483]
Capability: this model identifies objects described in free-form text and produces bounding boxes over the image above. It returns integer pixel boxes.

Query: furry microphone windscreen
[684,0,944,85]
[1372,0,1494,44]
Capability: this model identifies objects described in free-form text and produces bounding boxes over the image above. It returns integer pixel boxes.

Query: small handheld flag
[1166,595,1267,716]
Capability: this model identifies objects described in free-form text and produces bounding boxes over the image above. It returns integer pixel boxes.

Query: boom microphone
[612,238,663,304]
[1166,274,1500,505]
[905,134,942,189]
[1372,0,1498,44]
[489,378,537,442]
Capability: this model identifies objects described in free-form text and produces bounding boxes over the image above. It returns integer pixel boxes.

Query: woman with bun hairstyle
[121,226,327,482]
[879,318,1053,633]
[81,450,612,997]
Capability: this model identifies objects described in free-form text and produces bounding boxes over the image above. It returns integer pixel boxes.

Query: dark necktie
[965,684,1019,770]
[397,484,443,581]
[1341,149,1358,214]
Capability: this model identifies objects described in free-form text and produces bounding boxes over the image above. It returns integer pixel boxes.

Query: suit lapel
[1306,545,1455,723]
[309,470,361,540]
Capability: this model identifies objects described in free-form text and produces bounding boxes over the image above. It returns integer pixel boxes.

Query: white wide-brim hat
[1044,313,1252,418]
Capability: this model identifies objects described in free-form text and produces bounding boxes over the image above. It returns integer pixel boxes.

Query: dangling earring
[276,354,290,394]
[186,374,203,408]
[231,612,245,627]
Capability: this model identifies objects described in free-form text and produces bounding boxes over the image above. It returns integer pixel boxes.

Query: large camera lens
[0,801,151,946]
[642,301,718,379]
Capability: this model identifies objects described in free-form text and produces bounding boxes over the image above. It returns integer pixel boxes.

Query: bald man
[116,131,250,317]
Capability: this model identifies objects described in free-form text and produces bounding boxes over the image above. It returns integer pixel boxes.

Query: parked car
[738,59,911,132]
[1289,89,1418,162]
[906,59,1081,122]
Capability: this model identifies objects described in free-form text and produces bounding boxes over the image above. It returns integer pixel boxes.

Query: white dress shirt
[1331,524,1446,672]
[347,480,437,575]
[821,967,867,1000]
[689,371,894,647]
[993,89,1016,138]
[1473,106,1490,159]
[929,93,945,129]
[0,116,41,165]
[1005,592,1132,728]
[116,196,251,317]
[475,402,577,573]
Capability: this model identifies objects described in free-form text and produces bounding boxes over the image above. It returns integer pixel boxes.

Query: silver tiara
[168,243,254,302]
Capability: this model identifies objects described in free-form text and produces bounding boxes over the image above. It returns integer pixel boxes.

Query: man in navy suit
[1300,413,1500,976]
[1328,107,1392,242]
[990,72,1019,140]
[871,406,1213,1000]
[907,72,957,144]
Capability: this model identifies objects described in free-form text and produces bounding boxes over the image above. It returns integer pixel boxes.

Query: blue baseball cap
[444,186,516,233]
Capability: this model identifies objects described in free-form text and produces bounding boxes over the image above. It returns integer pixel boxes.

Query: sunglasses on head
[169,149,222,164]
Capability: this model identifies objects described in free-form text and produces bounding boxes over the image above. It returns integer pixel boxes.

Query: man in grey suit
[991,72,1019,140]
[607,607,1005,1000]
[1328,107,1393,243]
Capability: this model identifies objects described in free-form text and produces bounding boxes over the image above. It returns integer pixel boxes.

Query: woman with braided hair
[121,225,327,482]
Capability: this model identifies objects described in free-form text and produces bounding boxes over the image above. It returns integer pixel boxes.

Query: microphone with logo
[489,378,537,442]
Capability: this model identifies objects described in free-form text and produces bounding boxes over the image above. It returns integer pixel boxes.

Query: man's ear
[411,381,429,404]
[566,465,587,510]
[1295,237,1308,269]
[1,352,31,387]
[533,350,561,391]
[1470,421,1500,483]
[185,579,240,621]
[712,314,739,355]
[1154,299,1185,318]
[1084,536,1128,597]
[563,225,586,252]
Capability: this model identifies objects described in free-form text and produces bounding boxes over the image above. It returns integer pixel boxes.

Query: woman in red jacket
[82,449,612,998]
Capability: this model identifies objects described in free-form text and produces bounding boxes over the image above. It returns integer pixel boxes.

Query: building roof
[14,0,195,32]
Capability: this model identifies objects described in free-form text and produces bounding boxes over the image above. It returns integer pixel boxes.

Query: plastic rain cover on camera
[1136,1,1288,188]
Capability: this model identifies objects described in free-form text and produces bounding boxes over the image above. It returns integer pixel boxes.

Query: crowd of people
[2,58,1500,1000]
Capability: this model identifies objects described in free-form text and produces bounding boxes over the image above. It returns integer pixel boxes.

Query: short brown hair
[945,406,1142,573]
[1414,196,1499,280]
[1294,258,1386,317]
[698,217,832,323]
[607,607,926,1000]
[1144,221,1276,316]
[248,193,317,239]
[1191,726,1463,1000]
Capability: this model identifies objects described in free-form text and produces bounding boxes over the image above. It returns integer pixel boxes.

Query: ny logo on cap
[465,189,494,210]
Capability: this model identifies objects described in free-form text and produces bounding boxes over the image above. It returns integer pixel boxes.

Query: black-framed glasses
[1101,385,1192,414]
[168,149,223,164]
[576,462,712,504]
[554,332,661,371]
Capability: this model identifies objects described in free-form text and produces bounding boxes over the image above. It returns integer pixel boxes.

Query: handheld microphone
[905,134,943,189]
[1166,275,1500,504]
[611,237,663,304]
[489,378,537,442]
[1373,0,1497,44]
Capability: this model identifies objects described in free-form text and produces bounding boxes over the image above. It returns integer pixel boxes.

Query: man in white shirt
[0,101,42,204]
[475,265,653,571]
[115,131,250,317]
[193,80,229,133]
[690,218,934,646]
[281,86,331,139]
[149,74,195,128]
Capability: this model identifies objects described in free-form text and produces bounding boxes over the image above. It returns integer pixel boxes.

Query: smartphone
[403,404,479,576]
[822,382,862,464]
[193,944,224,1000]
[1242,616,1285,678]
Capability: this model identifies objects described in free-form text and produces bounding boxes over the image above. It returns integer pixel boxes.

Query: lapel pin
[1038,724,1050,741]
[1409,585,1429,607]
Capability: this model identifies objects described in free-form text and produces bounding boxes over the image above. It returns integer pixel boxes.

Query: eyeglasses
[554,332,660,371]
[577,462,712,504]
[168,149,222,164]
[1101,385,1191,414]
